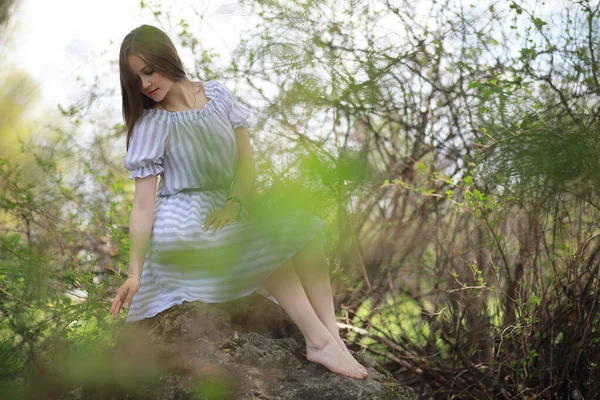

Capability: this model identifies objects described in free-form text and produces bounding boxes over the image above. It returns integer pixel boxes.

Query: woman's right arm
[128,175,158,278]
[110,175,157,319]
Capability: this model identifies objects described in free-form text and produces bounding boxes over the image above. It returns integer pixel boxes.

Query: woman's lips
[149,88,158,95]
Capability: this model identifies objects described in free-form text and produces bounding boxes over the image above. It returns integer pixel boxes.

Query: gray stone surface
[101,294,416,399]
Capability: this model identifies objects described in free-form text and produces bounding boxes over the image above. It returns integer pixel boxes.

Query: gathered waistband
[158,184,232,197]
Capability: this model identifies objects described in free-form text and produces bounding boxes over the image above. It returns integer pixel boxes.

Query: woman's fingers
[218,218,231,231]
[211,217,220,232]
[204,211,234,232]
[204,215,216,231]
[212,216,230,232]
[112,299,121,319]
[124,288,136,308]
[213,216,231,232]
[110,297,121,319]
[110,289,122,314]
[110,286,128,319]
[214,217,227,232]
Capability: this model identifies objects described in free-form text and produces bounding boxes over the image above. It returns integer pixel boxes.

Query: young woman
[109,24,368,379]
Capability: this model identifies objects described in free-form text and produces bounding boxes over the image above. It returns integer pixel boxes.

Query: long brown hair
[119,25,187,150]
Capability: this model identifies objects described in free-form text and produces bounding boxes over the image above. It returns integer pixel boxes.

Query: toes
[348,356,366,372]
[340,363,364,379]
[353,362,368,378]
[352,365,366,379]
[346,369,363,379]
[358,367,368,378]
[347,359,365,374]
[356,368,367,379]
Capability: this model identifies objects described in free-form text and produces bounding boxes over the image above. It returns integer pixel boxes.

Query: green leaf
[532,17,547,30]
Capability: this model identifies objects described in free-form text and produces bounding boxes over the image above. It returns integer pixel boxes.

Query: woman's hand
[203,202,240,232]
[109,278,141,319]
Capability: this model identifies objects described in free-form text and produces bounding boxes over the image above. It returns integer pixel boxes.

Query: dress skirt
[124,188,326,323]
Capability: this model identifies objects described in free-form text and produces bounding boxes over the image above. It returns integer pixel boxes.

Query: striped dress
[123,80,326,323]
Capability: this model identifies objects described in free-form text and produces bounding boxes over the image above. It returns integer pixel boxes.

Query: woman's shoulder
[128,112,169,141]
[203,79,236,100]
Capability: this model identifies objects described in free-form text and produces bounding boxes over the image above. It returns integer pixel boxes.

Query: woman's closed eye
[135,71,154,82]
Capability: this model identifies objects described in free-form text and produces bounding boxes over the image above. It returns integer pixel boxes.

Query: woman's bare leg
[263,259,366,379]
[291,234,368,375]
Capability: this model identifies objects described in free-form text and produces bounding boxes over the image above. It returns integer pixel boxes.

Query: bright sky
[3,0,567,127]
[4,0,253,119]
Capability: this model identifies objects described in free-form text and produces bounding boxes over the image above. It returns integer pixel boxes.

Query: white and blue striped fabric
[123,80,325,323]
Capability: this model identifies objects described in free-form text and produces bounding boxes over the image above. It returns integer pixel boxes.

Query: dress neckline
[151,80,212,114]
[142,80,218,124]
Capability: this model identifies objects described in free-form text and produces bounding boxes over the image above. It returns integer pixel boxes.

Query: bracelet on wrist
[226,196,243,209]
[127,276,141,282]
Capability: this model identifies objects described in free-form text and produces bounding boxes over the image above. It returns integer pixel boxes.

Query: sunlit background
[3,0,254,116]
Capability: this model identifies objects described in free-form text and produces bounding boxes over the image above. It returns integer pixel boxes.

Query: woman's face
[127,53,173,101]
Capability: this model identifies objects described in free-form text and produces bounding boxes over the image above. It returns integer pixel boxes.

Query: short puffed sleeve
[219,82,253,130]
[124,115,169,180]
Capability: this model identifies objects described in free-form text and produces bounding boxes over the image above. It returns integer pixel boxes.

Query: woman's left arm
[204,126,256,232]
[229,126,256,203]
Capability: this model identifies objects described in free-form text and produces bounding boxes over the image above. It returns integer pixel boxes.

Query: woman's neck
[157,79,201,112]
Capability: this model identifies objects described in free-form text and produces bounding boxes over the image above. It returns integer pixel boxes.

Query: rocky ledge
[65,294,416,400]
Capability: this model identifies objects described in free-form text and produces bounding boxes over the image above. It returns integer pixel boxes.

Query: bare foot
[306,334,367,379]
[325,327,368,377]
[331,332,353,355]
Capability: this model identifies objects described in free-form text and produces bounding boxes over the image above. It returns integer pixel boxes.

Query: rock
[111,294,416,400]
[64,287,88,303]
